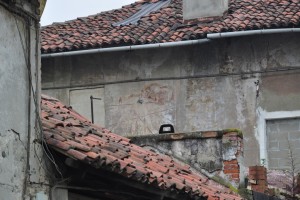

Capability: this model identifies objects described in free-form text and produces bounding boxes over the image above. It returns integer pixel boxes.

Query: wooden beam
[69,175,162,200]
[83,165,193,200]
[72,181,162,200]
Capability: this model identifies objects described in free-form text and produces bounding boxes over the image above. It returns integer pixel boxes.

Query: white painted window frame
[257,107,300,168]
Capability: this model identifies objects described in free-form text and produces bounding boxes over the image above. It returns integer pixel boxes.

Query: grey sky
[41,0,137,26]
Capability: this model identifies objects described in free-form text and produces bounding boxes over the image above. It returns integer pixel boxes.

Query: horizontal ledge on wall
[128,129,242,142]
[42,66,300,90]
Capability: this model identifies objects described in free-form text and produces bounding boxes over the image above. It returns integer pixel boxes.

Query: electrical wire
[13,14,63,181]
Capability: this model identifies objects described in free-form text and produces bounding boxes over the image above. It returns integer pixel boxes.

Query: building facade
[41,0,300,176]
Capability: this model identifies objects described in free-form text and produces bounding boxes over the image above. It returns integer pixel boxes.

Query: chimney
[183,0,228,21]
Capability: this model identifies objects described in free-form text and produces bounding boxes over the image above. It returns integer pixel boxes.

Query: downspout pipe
[207,28,300,39]
[41,38,210,58]
[41,28,300,58]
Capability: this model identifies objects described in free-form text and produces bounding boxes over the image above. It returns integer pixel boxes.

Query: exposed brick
[223,160,238,165]
[249,167,266,172]
[248,174,266,180]
[201,131,218,138]
[224,169,239,174]
[249,169,267,174]
[248,166,268,193]
[223,159,240,182]
[231,173,240,179]
[223,132,240,137]
[249,170,267,176]
[249,166,266,172]
[224,164,239,170]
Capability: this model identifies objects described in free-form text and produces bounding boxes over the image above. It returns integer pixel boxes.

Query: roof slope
[41,0,300,53]
[41,95,242,200]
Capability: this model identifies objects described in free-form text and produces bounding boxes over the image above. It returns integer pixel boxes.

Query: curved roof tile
[41,0,300,53]
[41,95,242,200]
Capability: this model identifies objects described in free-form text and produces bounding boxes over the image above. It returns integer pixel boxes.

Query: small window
[69,87,105,126]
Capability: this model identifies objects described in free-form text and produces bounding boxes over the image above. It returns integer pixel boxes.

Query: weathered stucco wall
[42,33,300,168]
[183,0,228,20]
[130,130,244,187]
[0,1,49,199]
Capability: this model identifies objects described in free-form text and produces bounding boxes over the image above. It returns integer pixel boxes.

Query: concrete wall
[266,118,300,170]
[183,0,228,20]
[0,1,49,199]
[42,33,300,169]
[69,87,105,125]
[130,130,244,187]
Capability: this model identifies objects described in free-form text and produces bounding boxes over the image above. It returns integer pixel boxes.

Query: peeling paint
[0,3,50,199]
[43,33,300,169]
[141,83,174,105]
[131,130,243,186]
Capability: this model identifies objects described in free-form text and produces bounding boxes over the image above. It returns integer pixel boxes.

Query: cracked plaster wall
[130,131,243,186]
[0,3,49,199]
[42,33,300,168]
[135,137,223,173]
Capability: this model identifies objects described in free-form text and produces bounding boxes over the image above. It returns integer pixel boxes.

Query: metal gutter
[207,28,300,39]
[42,28,300,59]
[41,39,210,58]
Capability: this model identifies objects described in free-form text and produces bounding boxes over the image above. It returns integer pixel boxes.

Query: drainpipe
[207,28,300,39]
[41,39,210,58]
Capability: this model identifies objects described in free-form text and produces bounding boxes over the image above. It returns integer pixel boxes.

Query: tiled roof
[41,95,242,200]
[41,0,300,53]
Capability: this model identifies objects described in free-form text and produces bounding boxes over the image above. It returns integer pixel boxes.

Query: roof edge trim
[42,28,300,58]
[207,28,300,39]
[41,38,210,58]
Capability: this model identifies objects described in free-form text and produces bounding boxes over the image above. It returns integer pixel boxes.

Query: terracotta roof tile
[41,0,300,53]
[47,138,71,150]
[41,95,242,199]
[67,149,88,160]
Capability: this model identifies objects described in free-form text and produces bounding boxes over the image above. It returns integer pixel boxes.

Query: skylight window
[113,0,171,26]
